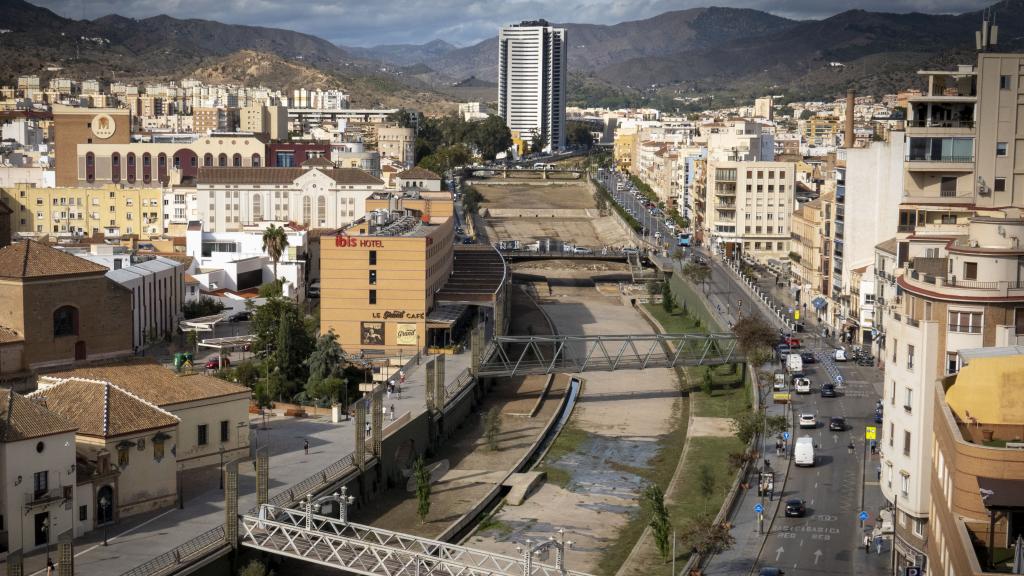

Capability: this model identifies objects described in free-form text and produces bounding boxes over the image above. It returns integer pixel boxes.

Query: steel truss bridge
[241,505,591,576]
[476,333,740,377]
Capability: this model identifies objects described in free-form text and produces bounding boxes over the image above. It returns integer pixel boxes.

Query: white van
[787,353,804,374]
[794,436,815,467]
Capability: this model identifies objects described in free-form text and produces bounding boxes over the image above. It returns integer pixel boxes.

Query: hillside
[342,40,457,68]
[0,0,459,112]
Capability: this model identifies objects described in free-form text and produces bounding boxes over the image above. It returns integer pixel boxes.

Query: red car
[205,357,231,370]
[782,336,801,348]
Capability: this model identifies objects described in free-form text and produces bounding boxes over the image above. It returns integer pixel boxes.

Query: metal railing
[906,155,974,163]
[444,368,474,404]
[24,488,64,507]
[907,120,975,129]
[118,526,227,576]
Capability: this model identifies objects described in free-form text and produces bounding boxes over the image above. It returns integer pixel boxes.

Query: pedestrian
[304,439,309,455]
[46,559,54,576]
[849,441,856,455]
[386,381,392,400]
[389,404,395,421]
[365,421,371,437]
[864,535,871,553]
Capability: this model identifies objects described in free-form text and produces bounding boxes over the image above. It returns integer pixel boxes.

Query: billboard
[396,323,418,346]
[360,321,385,346]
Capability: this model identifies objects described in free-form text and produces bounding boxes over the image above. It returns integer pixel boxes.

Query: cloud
[29,0,995,46]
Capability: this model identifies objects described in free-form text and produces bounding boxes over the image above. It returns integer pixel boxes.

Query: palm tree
[262,224,289,282]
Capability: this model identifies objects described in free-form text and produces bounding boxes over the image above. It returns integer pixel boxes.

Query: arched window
[232,153,242,167]
[142,153,152,183]
[85,153,95,183]
[218,153,227,167]
[157,153,167,183]
[253,195,263,221]
[302,196,312,226]
[53,306,79,337]
[111,153,121,183]
[204,153,213,167]
[317,195,326,225]
[126,153,136,183]
[251,153,261,167]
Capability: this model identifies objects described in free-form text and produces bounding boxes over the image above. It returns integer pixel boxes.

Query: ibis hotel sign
[335,235,384,248]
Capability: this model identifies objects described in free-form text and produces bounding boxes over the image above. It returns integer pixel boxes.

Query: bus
[677,233,692,247]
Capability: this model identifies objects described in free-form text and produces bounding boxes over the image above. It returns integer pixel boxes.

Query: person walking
[389,404,395,421]
[864,534,871,553]
[304,439,309,455]
[849,441,856,455]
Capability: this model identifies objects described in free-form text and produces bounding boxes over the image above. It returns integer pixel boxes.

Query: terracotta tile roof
[0,240,109,279]
[0,390,77,442]
[183,274,199,285]
[31,378,179,438]
[196,167,383,186]
[40,360,250,407]
[301,156,335,167]
[396,166,441,180]
[0,325,23,344]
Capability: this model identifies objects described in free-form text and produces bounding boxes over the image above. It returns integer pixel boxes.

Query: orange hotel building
[320,191,508,356]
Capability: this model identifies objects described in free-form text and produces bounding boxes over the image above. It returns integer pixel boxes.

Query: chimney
[844,89,856,149]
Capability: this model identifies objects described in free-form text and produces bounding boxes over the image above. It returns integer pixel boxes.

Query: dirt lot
[486,216,629,247]
[474,181,595,209]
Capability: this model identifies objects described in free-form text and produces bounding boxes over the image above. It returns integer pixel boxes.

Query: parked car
[829,416,847,431]
[776,344,791,361]
[799,414,817,428]
[573,247,594,254]
[205,357,231,370]
[784,499,806,518]
[773,372,787,391]
[758,569,785,576]
[800,352,816,364]
[820,383,837,398]
[228,311,251,322]
[833,348,848,362]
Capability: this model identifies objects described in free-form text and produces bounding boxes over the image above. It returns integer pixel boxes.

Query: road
[696,248,889,576]
[597,169,679,250]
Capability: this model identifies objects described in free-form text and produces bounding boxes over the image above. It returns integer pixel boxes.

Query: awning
[811,296,827,311]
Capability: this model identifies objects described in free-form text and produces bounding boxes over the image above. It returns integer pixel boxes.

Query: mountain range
[2,0,1023,111]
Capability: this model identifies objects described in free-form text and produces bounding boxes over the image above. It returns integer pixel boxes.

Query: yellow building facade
[320,195,455,354]
[1,183,165,238]
[613,131,637,169]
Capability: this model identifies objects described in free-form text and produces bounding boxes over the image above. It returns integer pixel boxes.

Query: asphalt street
[699,249,890,576]
[598,169,678,249]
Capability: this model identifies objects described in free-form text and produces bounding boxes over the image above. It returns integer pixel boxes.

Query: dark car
[776,344,791,361]
[462,237,475,244]
[784,499,806,518]
[228,311,251,322]
[829,416,847,431]
[758,569,785,576]
[800,352,816,364]
[875,409,884,424]
[820,383,837,398]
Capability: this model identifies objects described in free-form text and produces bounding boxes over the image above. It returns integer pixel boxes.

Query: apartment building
[52,105,132,187]
[789,197,823,311]
[376,126,415,168]
[878,49,1024,574]
[193,107,239,134]
[498,20,567,152]
[239,104,288,141]
[1,183,164,239]
[927,350,1024,576]
[703,161,795,259]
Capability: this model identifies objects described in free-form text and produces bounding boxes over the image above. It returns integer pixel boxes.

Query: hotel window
[1001,75,1012,89]
[963,261,977,280]
[369,250,377,266]
[948,310,982,334]
[369,270,377,285]
[997,142,1008,156]
[369,290,377,305]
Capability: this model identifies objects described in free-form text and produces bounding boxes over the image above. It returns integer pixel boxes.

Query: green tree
[251,297,314,386]
[418,144,472,185]
[305,330,345,402]
[799,109,816,120]
[387,108,416,128]
[698,464,715,513]
[186,331,199,355]
[642,484,672,560]
[258,279,283,298]
[682,262,711,293]
[484,406,502,451]
[566,121,595,149]
[702,368,713,396]
[470,115,513,161]
[670,247,685,268]
[254,371,280,409]
[529,128,548,154]
[414,457,432,523]
[661,280,673,313]
[238,559,274,576]
[679,513,735,559]
[261,224,290,281]
[731,410,763,445]
[232,362,260,386]
[182,296,225,319]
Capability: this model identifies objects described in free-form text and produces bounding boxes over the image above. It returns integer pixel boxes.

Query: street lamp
[516,528,574,575]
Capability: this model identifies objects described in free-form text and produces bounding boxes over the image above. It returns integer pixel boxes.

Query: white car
[833,348,848,362]
[799,414,817,429]
[794,378,811,394]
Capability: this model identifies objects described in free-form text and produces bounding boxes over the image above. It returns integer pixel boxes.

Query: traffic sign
[865,426,877,440]
[754,503,764,514]
[859,511,869,521]
[907,568,921,576]
[782,431,790,441]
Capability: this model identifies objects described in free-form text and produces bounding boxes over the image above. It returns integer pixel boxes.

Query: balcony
[906,155,974,172]
[902,268,1024,299]
[24,487,65,509]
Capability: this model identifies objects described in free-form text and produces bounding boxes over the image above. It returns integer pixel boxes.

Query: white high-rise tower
[498,20,566,153]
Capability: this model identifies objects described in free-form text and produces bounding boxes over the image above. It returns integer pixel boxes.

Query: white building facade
[498,20,566,152]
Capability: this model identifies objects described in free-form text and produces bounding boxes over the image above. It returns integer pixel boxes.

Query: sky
[30,0,997,47]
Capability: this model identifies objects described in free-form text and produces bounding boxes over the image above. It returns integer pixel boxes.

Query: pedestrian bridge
[476,333,740,377]
[241,504,591,576]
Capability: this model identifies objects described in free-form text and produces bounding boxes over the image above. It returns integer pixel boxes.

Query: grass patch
[540,422,588,464]
[643,303,702,334]
[595,395,690,576]
[689,367,752,419]
[541,465,572,489]
[476,509,514,539]
[668,273,722,332]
